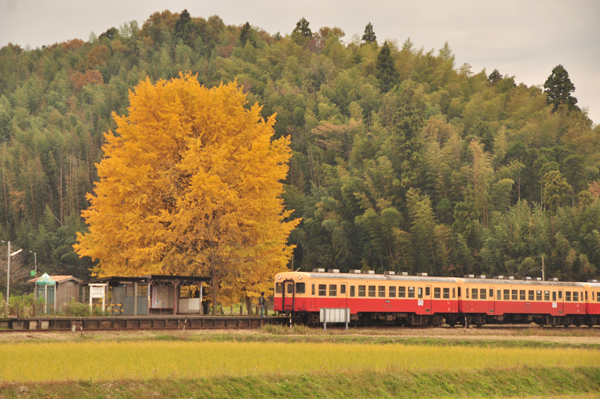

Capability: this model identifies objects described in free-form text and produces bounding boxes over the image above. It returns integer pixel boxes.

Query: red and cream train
[273,269,600,327]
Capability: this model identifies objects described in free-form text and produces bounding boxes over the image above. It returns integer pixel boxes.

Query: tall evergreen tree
[362,22,377,44]
[543,65,579,112]
[375,41,399,93]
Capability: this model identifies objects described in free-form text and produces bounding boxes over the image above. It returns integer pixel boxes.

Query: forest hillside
[1,10,599,292]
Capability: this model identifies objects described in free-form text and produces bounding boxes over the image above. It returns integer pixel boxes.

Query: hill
[0,10,599,290]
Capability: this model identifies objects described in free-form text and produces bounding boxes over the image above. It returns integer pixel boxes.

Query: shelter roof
[28,275,82,285]
[80,274,211,286]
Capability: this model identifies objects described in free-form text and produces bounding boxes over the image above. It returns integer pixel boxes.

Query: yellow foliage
[74,73,300,307]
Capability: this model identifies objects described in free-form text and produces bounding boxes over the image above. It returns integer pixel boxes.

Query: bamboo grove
[0,10,599,298]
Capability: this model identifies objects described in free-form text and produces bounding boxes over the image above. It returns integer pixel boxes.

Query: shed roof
[80,274,211,286]
[28,275,83,285]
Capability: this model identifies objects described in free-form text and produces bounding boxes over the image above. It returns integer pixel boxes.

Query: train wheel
[431,314,444,327]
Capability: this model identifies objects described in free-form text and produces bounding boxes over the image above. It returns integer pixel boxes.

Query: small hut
[29,274,83,314]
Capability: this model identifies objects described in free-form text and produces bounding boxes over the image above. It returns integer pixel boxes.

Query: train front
[273,271,310,314]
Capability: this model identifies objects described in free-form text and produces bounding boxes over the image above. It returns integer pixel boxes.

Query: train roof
[277,271,592,287]
[462,278,584,287]
[281,272,457,283]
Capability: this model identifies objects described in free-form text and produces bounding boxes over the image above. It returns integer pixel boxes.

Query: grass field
[1,341,600,382]
[0,328,599,398]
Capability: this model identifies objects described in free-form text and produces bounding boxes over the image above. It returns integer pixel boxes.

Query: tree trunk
[245,296,252,316]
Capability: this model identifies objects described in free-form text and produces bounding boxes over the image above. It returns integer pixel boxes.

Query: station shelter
[79,275,211,316]
[28,274,83,314]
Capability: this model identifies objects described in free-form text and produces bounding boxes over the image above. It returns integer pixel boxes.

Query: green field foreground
[1,340,600,398]
[1,341,599,382]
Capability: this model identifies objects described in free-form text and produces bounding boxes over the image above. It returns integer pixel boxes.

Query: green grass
[1,368,600,398]
[1,341,599,382]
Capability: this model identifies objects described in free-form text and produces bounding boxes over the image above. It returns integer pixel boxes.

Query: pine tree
[375,41,399,93]
[362,22,377,44]
[543,65,579,112]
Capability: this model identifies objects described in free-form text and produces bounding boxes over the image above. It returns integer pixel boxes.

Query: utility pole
[6,242,22,303]
[541,255,545,281]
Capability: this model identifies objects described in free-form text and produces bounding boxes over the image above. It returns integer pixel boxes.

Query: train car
[274,269,600,328]
[273,269,459,326]
[458,276,589,327]
[584,280,600,327]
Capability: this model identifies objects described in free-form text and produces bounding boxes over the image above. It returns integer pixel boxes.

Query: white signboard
[90,286,105,299]
[418,299,424,306]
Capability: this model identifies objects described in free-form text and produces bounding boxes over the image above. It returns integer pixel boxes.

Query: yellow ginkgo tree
[74,73,300,313]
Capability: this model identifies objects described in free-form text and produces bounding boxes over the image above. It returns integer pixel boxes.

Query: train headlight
[278,275,281,279]
[298,276,302,279]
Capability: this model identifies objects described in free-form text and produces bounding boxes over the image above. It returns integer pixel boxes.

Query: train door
[282,280,295,312]
[424,285,432,313]
[555,289,564,316]
[489,287,496,315]
[339,282,348,309]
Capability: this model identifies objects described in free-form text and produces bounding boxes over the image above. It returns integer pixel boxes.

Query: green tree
[488,69,502,85]
[292,17,312,44]
[375,42,399,93]
[238,22,254,47]
[362,22,377,44]
[543,65,579,112]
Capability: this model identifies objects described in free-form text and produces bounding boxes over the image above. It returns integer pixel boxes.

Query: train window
[497,290,501,300]
[389,286,396,298]
[552,291,557,301]
[350,286,355,297]
[585,291,587,300]
[573,292,578,302]
[544,291,549,301]
[453,288,456,299]
[318,285,327,296]
[558,291,562,300]
[536,291,542,301]
[466,288,469,299]
[489,289,493,298]
[434,287,441,299]
[528,291,534,301]
[408,287,415,298]
[520,290,525,301]
[287,284,294,294]
[458,287,461,297]
[358,285,366,297]
[399,287,406,298]
[472,289,478,300]
[565,292,571,301]
[512,290,517,300]
[297,283,306,294]
[378,286,386,298]
[276,283,283,294]
[329,285,337,297]
[418,287,423,299]
[480,289,486,300]
[312,284,315,296]
[443,288,450,299]
[504,290,509,300]
[340,285,346,295]
[369,286,376,297]
[425,287,430,296]
[597,292,600,302]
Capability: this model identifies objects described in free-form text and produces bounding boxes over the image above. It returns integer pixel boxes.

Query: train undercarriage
[285,311,599,328]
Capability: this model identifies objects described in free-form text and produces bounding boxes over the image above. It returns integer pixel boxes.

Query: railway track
[0,316,289,332]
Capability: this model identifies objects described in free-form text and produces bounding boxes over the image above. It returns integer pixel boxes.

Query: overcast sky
[1,0,599,125]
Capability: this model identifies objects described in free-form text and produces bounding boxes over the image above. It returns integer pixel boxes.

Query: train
[273,269,600,327]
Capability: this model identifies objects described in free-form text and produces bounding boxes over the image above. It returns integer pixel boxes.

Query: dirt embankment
[1,324,599,346]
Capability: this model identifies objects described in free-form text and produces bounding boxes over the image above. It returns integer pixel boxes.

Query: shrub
[62,299,91,317]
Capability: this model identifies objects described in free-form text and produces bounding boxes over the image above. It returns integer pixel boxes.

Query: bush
[62,299,90,317]
[8,294,42,318]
